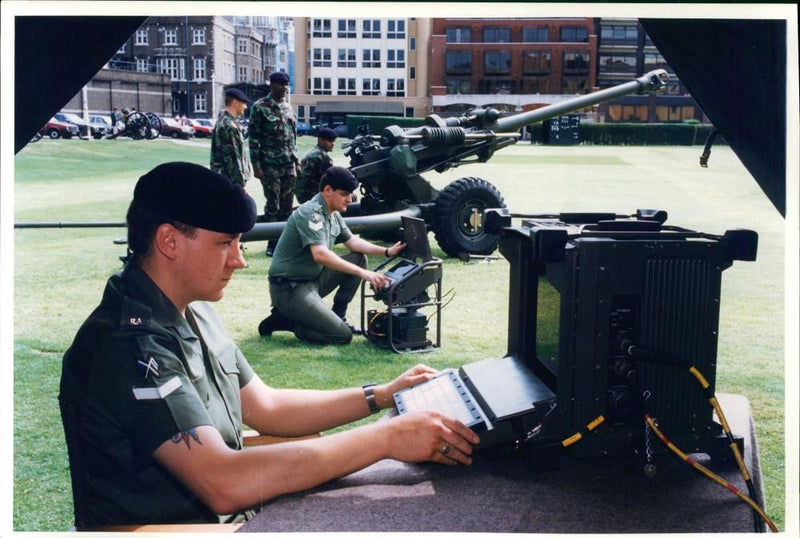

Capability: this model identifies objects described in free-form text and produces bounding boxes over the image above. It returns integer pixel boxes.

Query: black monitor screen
[401,216,432,262]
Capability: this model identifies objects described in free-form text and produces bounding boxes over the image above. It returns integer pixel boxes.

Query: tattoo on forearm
[171,428,202,449]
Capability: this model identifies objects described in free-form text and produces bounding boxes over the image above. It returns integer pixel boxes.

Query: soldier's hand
[253,168,264,180]
[381,410,479,466]
[363,270,391,289]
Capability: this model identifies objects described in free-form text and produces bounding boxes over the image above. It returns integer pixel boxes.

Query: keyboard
[394,370,490,432]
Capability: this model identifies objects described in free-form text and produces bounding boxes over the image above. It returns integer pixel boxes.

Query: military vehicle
[242,69,669,257]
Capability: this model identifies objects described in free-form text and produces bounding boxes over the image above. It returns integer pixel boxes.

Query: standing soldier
[295,127,337,204]
[248,71,299,256]
[210,88,252,188]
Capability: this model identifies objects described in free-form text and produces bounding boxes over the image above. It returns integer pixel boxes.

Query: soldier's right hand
[253,168,265,180]
[380,410,480,466]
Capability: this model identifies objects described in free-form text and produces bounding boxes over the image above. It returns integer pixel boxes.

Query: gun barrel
[495,69,669,133]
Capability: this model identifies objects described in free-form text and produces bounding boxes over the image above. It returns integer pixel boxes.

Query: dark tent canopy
[14,16,788,216]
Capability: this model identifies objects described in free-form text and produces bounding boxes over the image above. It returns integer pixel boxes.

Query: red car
[40,117,80,139]
[181,118,213,138]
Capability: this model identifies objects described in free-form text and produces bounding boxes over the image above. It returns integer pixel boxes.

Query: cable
[644,414,777,532]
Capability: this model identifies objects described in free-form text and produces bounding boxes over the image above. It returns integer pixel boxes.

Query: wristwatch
[362,383,380,414]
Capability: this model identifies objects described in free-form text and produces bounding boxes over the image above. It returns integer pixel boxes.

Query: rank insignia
[137,356,160,379]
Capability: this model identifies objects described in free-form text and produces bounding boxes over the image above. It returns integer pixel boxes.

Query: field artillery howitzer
[242,69,669,257]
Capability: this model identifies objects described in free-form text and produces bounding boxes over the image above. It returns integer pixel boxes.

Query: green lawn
[12,137,786,531]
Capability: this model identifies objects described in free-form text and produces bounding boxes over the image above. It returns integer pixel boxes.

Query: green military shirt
[295,144,333,204]
[59,262,256,525]
[268,192,353,280]
[210,111,252,186]
[248,93,298,172]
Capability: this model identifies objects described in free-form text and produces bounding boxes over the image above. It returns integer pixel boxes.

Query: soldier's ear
[153,223,179,260]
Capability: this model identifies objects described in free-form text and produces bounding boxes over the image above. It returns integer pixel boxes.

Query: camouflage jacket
[210,111,252,186]
[248,93,298,172]
[295,144,334,203]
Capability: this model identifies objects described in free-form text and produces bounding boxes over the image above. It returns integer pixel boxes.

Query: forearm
[344,236,386,257]
[244,386,377,436]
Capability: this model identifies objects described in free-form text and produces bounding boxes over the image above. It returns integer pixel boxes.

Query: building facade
[109,16,279,118]
[429,18,598,117]
[292,17,431,128]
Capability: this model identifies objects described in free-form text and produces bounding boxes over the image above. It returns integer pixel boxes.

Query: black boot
[265,240,277,257]
[332,302,360,335]
[258,308,294,336]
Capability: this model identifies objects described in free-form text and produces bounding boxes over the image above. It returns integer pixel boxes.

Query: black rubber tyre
[125,112,150,140]
[144,113,162,139]
[48,128,60,139]
[432,176,506,257]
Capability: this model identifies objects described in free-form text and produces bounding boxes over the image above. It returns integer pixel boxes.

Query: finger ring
[442,443,451,456]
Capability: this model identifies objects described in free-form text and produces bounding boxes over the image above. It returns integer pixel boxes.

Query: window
[560,26,588,42]
[445,51,472,72]
[562,75,589,93]
[410,37,416,51]
[362,78,381,95]
[313,48,332,67]
[600,25,638,41]
[136,58,148,72]
[563,51,590,73]
[194,93,207,113]
[446,79,471,94]
[338,49,356,68]
[117,43,127,54]
[483,27,510,43]
[387,49,405,68]
[484,50,511,73]
[311,77,332,95]
[362,49,381,68]
[599,54,636,72]
[522,50,551,74]
[523,26,549,42]
[654,105,695,122]
[610,104,648,121]
[363,20,381,38]
[159,58,184,79]
[238,38,248,54]
[193,58,206,80]
[192,28,206,44]
[164,29,178,46]
[446,26,471,43]
[387,20,405,39]
[479,78,516,94]
[239,66,248,82]
[297,105,306,121]
[523,76,550,93]
[644,52,667,69]
[409,66,416,80]
[337,78,356,95]
[386,78,405,97]
[135,29,149,45]
[338,19,356,38]
[312,19,331,38]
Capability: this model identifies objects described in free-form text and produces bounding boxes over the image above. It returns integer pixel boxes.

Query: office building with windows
[292,17,430,128]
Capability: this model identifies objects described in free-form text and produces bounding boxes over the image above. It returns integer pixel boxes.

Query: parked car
[310,123,348,138]
[297,121,312,136]
[55,112,110,139]
[180,118,212,138]
[159,117,194,139]
[39,117,79,139]
[90,115,113,131]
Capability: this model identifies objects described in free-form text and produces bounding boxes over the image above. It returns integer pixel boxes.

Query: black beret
[322,166,358,193]
[224,87,250,104]
[318,127,338,141]
[269,71,290,85]
[134,162,256,234]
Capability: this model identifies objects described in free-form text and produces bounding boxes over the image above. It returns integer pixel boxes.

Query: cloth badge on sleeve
[132,376,182,400]
[309,213,323,232]
[136,356,160,379]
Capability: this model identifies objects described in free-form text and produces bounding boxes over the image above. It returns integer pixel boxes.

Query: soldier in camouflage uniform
[295,127,337,204]
[210,88,252,187]
[248,71,299,255]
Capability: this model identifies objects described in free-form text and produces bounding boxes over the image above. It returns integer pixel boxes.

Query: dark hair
[126,198,196,259]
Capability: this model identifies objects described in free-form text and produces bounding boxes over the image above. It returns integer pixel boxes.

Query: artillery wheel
[125,112,150,140]
[433,177,506,257]
[144,112,162,139]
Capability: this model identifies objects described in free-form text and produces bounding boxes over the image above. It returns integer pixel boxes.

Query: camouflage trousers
[259,163,297,221]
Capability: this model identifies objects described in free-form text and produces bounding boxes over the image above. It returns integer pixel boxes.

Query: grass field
[11,136,786,531]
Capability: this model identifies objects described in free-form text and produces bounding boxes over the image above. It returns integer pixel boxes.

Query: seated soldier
[59,162,479,526]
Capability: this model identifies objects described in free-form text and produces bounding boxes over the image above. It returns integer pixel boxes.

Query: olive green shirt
[268,192,353,280]
[59,262,256,525]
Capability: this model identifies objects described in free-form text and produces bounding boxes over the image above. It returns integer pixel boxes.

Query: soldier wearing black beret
[211,88,252,187]
[295,127,338,204]
[59,160,478,526]
[260,166,406,344]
